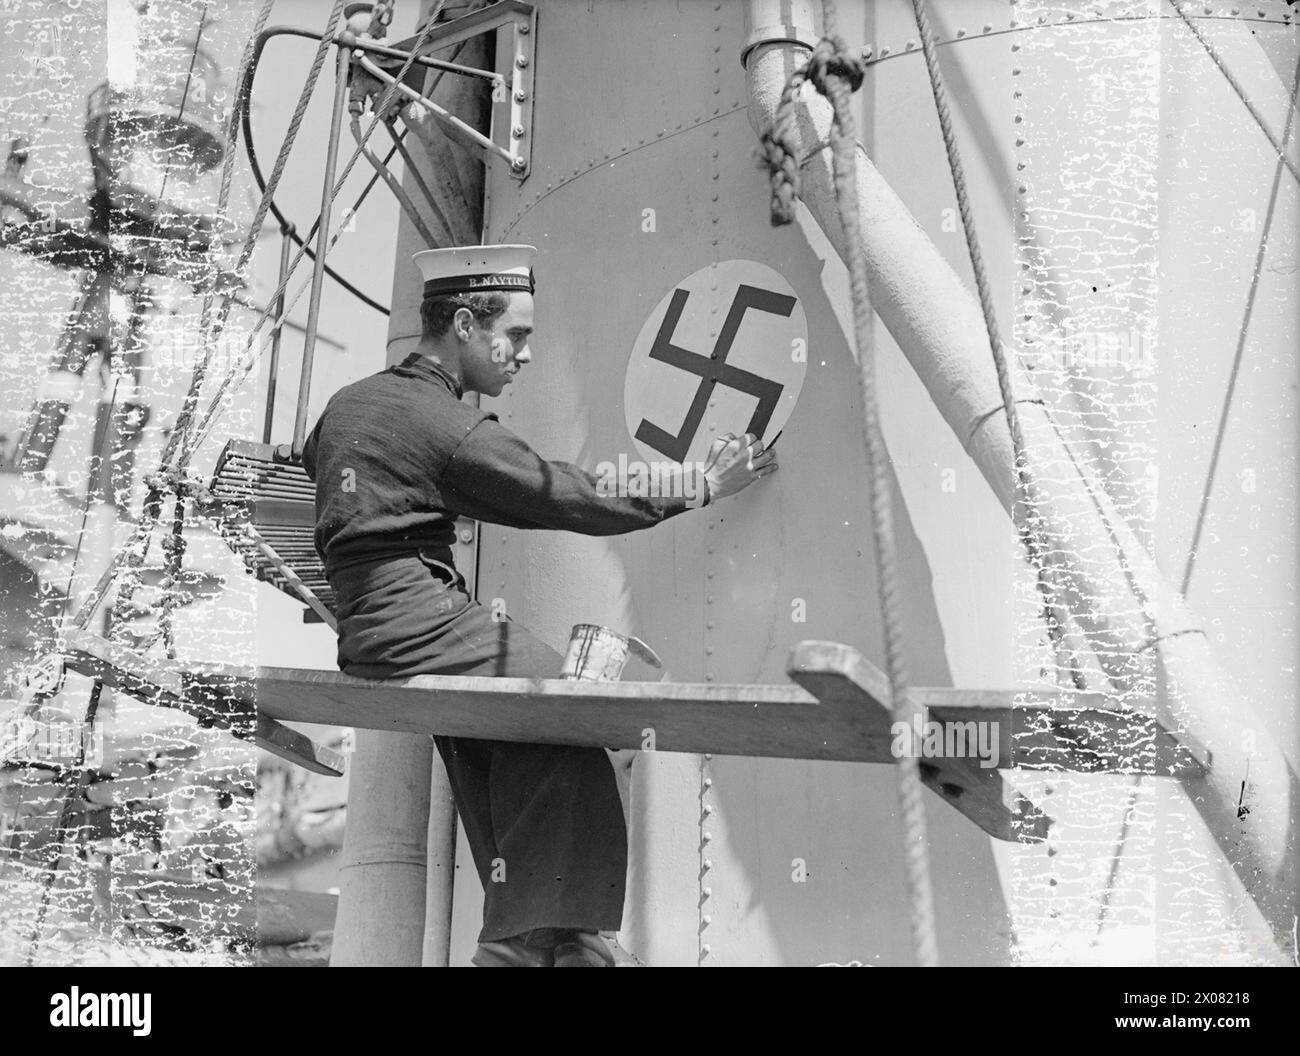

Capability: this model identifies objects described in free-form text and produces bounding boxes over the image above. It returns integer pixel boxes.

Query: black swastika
[635,283,796,463]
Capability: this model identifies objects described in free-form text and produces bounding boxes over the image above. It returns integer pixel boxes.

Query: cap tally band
[422,272,535,298]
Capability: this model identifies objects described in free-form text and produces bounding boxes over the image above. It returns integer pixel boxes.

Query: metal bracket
[377,0,537,180]
[499,3,537,180]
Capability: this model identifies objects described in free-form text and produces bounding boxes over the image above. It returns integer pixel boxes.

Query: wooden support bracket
[787,641,1052,843]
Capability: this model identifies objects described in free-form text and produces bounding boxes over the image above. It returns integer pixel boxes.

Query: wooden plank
[252,657,1191,779]
[917,687,1204,777]
[256,886,338,945]
[119,873,336,945]
[215,466,313,484]
[63,634,345,777]
[206,497,315,527]
[254,664,879,763]
[219,473,313,490]
[222,456,311,476]
[788,641,1051,843]
[62,633,1197,791]
[252,715,344,776]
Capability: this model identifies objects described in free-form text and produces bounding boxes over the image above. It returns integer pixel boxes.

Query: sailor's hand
[703,432,777,502]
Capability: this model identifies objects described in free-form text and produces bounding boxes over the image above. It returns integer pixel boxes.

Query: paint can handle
[625,635,663,669]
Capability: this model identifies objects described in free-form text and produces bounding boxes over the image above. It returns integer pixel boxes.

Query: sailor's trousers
[327,547,627,942]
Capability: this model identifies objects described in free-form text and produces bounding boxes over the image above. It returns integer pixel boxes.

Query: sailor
[302,243,776,967]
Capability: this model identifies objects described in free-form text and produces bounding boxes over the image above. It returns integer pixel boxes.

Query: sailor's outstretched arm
[438,417,708,535]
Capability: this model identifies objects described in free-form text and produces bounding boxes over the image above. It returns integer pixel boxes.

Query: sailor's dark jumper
[303,351,692,943]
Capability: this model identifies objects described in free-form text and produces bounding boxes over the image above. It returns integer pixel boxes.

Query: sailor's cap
[413,244,536,299]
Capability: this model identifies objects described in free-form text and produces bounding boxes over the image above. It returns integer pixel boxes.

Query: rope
[66,0,282,638]
[129,0,277,654]
[908,0,1064,622]
[759,49,832,225]
[909,0,1104,693]
[1091,40,1300,943]
[158,492,188,658]
[24,6,279,962]
[172,0,284,458]
[76,0,447,643]
[24,680,104,963]
[174,0,346,470]
[243,35,396,315]
[1182,44,1300,596]
[1169,0,1300,188]
[762,9,1075,688]
[241,37,471,316]
[186,1,451,454]
[120,1,452,657]
[765,1,939,966]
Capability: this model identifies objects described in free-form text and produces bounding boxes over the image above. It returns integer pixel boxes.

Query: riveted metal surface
[424,0,1298,966]
[467,0,1012,967]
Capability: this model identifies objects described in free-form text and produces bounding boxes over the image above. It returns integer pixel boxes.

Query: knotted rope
[759,34,863,226]
[760,1,938,967]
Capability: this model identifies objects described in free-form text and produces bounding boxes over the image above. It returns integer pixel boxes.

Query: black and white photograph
[0,0,1295,1000]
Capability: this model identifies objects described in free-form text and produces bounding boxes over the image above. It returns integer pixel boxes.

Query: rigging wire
[23,4,218,963]
[65,0,285,638]
[148,0,349,650]
[908,2,1227,676]
[912,0,1167,951]
[1169,0,1300,187]
[242,27,395,315]
[74,0,464,648]
[154,3,210,210]
[909,0,1070,659]
[1181,45,1300,596]
[240,36,471,316]
[185,1,456,456]
[1090,40,1300,944]
[59,1,211,628]
[762,2,940,967]
[819,7,938,964]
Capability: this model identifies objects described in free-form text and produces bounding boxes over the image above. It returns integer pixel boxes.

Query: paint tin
[560,624,662,682]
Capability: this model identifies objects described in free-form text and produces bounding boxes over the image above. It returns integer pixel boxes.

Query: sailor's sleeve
[301,424,318,481]
[438,416,706,534]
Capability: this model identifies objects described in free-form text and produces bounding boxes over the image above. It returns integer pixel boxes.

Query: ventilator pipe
[329,732,434,966]
[422,768,458,965]
[742,1,1295,953]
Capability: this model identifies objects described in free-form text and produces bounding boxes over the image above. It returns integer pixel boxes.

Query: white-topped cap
[413,244,536,297]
